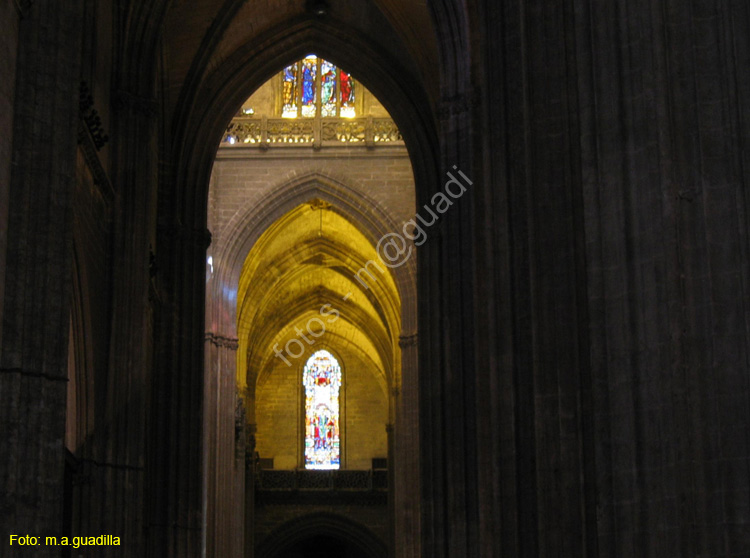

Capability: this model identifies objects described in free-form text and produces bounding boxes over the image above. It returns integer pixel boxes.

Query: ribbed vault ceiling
[237,201,401,398]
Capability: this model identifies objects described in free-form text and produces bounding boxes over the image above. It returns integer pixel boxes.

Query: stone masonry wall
[255,344,388,471]
[208,145,415,246]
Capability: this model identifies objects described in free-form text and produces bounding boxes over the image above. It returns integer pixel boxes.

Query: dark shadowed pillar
[0,0,21,345]
[150,223,209,558]
[419,2,480,551]
[0,1,83,555]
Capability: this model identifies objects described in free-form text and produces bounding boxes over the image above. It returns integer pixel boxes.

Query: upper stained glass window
[282,64,298,118]
[303,350,342,469]
[281,55,356,119]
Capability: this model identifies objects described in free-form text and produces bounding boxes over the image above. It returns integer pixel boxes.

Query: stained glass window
[339,69,355,118]
[303,350,342,469]
[320,59,336,117]
[281,55,355,118]
[281,64,298,118]
[300,55,317,117]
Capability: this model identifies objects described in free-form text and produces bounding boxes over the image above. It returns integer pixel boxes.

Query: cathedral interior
[1,0,749,557]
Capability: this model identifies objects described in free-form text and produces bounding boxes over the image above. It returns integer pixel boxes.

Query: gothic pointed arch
[167,18,440,234]
[206,172,418,413]
[190,19,432,558]
[255,512,387,558]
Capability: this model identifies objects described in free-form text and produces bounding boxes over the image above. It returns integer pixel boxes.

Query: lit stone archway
[206,172,417,411]
[205,169,420,557]
[236,196,400,465]
[164,19,438,558]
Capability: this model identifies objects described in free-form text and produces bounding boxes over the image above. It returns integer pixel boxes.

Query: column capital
[205,332,239,350]
[398,331,418,348]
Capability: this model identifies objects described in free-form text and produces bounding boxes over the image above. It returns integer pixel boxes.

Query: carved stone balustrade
[222,116,403,148]
[255,469,388,505]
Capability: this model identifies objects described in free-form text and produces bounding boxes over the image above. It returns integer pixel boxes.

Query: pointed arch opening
[192,23,436,558]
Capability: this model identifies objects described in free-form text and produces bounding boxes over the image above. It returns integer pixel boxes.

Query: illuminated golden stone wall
[254,345,388,470]
[206,141,416,456]
[204,60,418,557]
[233,199,401,465]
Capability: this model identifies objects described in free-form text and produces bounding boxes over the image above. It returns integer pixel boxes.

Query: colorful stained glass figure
[301,55,317,117]
[320,59,337,117]
[303,350,342,469]
[278,55,356,118]
[339,69,355,118]
[281,64,298,118]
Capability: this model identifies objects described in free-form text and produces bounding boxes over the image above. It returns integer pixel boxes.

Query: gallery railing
[221,116,403,147]
[256,469,388,491]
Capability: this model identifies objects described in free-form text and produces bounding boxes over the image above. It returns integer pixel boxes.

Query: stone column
[245,423,257,558]
[204,333,243,558]
[576,1,750,555]
[150,225,210,558]
[394,333,419,558]
[0,0,21,341]
[417,90,478,558]
[386,422,395,558]
[0,1,83,555]
[84,84,159,558]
